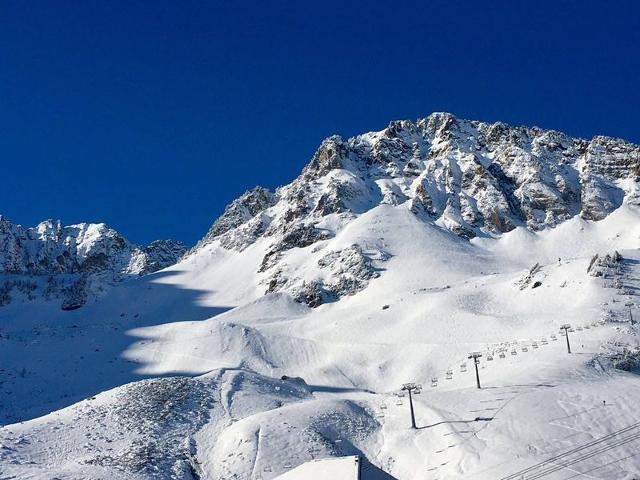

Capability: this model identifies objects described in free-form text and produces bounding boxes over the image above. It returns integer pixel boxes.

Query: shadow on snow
[0,270,232,425]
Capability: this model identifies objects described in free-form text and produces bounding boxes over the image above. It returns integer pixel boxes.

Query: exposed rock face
[515,263,545,290]
[186,113,640,306]
[0,217,186,276]
[588,251,623,278]
[264,244,383,307]
[0,216,186,308]
[61,275,90,311]
[259,224,332,272]
[315,244,381,297]
[611,348,640,372]
[195,187,277,251]
[133,239,188,276]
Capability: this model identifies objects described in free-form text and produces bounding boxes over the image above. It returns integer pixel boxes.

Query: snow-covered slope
[0,216,186,309]
[2,113,640,480]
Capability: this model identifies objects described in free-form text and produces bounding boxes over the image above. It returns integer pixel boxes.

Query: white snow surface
[2,203,640,479]
[2,115,640,479]
[274,455,359,479]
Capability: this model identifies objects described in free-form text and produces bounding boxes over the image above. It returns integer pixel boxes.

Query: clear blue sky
[1,1,638,245]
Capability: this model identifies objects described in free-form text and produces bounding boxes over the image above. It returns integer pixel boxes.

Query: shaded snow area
[2,115,640,479]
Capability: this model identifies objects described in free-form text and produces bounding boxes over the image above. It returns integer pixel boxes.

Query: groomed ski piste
[1,204,640,479]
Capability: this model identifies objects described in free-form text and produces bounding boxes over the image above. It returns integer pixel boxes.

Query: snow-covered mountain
[0,216,186,309]
[193,112,640,307]
[2,113,640,480]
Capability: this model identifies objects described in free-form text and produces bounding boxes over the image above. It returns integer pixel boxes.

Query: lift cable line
[561,450,640,480]
[400,383,421,429]
[426,320,603,401]
[499,421,640,480]
[500,421,640,480]
[521,430,640,480]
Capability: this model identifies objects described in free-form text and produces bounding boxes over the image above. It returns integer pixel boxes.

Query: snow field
[2,205,640,478]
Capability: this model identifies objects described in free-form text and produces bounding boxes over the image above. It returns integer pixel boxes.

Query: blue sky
[1,1,639,245]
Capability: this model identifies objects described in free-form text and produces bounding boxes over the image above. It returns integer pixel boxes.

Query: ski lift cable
[423,320,600,393]
[560,450,640,480]
[521,430,640,480]
[499,422,640,480]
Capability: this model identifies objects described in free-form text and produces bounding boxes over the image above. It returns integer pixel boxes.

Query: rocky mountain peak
[302,135,349,179]
[0,217,187,309]
[193,186,277,252]
[139,239,189,275]
[191,112,640,307]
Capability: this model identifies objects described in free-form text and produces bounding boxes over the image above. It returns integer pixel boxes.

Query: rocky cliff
[193,112,640,306]
[0,217,186,309]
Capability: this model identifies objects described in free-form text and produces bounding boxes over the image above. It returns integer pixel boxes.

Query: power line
[523,430,640,480]
[500,421,640,480]
[503,428,640,480]
[561,450,640,480]
[501,423,640,479]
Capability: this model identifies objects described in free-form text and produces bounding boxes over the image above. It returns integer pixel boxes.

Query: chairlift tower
[468,352,483,389]
[401,383,421,429]
[560,324,573,353]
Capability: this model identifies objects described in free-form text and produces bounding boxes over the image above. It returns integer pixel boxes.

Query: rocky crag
[0,217,186,309]
[194,112,640,306]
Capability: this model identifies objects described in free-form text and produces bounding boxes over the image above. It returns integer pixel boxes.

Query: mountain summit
[2,114,638,311]
[192,112,640,306]
[0,217,186,309]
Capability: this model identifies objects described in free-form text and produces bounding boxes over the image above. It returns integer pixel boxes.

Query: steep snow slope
[2,114,640,479]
